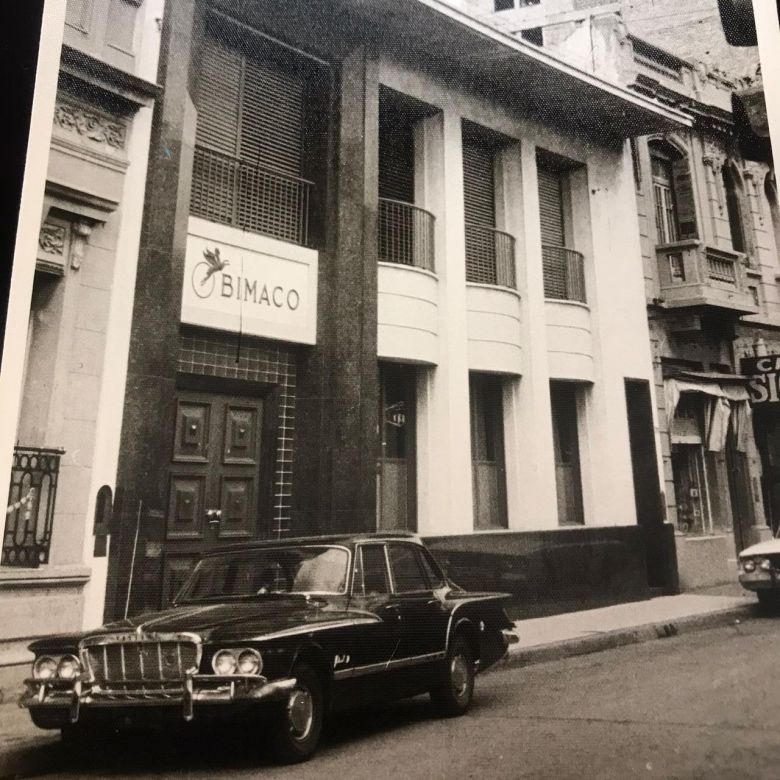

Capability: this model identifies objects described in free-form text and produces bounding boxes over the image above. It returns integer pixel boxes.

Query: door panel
[161,389,267,607]
[167,477,205,539]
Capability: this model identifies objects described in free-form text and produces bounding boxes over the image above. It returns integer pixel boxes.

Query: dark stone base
[425,526,656,620]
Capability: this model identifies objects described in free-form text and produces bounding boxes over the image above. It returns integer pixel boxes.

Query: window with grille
[191,25,313,246]
[463,135,498,284]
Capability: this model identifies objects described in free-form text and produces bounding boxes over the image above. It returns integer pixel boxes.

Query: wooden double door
[162,388,273,604]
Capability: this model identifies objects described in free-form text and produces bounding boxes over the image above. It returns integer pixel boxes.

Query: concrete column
[293,47,379,535]
[106,0,202,620]
[417,109,473,536]
[511,141,558,530]
[584,144,655,527]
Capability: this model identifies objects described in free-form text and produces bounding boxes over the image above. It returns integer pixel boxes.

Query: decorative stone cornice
[53,101,126,149]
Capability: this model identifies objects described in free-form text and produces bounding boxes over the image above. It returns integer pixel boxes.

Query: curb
[492,603,757,671]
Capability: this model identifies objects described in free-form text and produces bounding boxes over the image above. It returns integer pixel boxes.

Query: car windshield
[177,546,350,602]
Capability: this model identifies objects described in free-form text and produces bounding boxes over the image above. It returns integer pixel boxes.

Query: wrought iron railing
[2,447,64,568]
[542,244,587,303]
[465,223,516,288]
[190,146,313,247]
[377,198,435,272]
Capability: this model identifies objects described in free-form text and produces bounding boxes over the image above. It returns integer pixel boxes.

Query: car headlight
[212,650,237,675]
[56,655,81,680]
[743,559,756,572]
[760,558,772,572]
[237,648,263,675]
[33,656,58,680]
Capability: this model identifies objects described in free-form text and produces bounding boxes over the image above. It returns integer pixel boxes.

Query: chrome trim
[332,650,446,680]
[245,617,379,643]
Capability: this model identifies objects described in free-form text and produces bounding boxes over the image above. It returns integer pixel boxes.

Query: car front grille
[84,636,199,685]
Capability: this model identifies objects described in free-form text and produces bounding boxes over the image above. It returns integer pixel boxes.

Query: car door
[343,544,402,679]
[386,542,449,663]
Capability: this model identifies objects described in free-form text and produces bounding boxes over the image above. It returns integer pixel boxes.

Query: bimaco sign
[742,355,780,405]
[181,217,318,345]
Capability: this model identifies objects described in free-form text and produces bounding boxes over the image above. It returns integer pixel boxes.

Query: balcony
[190,146,313,247]
[465,224,516,288]
[2,447,64,568]
[656,240,758,315]
[542,245,587,304]
[377,199,435,272]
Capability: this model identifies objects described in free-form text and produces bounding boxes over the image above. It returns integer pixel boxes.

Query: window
[494,0,515,10]
[388,544,430,592]
[353,545,390,596]
[765,172,780,263]
[551,382,584,526]
[649,140,697,244]
[191,24,325,246]
[722,164,747,254]
[106,0,142,53]
[470,374,508,529]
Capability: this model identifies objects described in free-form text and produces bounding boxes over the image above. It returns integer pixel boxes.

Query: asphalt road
[10,616,780,779]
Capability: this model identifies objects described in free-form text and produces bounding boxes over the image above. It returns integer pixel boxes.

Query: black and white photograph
[1,0,780,776]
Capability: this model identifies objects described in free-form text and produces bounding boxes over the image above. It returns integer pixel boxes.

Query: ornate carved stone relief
[38,223,66,256]
[53,101,126,149]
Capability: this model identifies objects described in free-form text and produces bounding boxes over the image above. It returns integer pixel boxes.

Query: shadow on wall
[425,526,655,620]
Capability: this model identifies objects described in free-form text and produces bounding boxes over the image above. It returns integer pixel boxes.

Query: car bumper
[20,673,297,726]
[738,569,778,591]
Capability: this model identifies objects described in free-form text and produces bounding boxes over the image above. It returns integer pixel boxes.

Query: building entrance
[161,389,271,605]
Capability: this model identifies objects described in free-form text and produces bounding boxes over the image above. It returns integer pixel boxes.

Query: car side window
[418,548,445,589]
[388,544,430,593]
[354,545,390,596]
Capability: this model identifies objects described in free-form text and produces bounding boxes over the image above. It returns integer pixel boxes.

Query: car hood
[739,539,780,558]
[30,598,365,652]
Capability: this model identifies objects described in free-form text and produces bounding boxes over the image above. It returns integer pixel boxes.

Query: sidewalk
[501,591,757,668]
[0,591,760,777]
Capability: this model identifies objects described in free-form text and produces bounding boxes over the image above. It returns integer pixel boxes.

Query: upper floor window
[648,140,697,245]
[462,122,516,288]
[191,23,329,247]
[537,151,587,303]
[722,163,747,254]
[65,0,143,72]
[765,172,780,264]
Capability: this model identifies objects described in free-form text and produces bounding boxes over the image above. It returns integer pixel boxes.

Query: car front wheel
[430,635,475,717]
[270,663,324,764]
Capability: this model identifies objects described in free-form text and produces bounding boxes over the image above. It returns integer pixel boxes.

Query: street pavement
[3,608,780,778]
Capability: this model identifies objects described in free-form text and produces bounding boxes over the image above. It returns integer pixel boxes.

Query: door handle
[206,509,222,524]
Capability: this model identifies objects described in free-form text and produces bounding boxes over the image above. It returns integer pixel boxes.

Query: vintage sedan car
[21,533,517,763]
[738,535,780,607]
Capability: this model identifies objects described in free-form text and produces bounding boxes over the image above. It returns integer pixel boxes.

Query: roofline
[417,0,692,130]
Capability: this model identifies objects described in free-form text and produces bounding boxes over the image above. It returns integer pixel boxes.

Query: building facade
[471,0,778,587]
[0,0,163,674]
[104,0,691,621]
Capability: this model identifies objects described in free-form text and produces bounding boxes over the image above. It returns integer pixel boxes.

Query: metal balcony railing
[377,198,435,272]
[190,146,313,247]
[542,244,587,303]
[465,223,517,288]
[2,447,64,568]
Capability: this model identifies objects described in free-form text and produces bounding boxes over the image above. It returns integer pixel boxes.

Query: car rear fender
[449,617,481,663]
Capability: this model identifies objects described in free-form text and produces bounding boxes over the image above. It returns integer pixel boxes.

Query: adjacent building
[0,0,163,673]
[471,0,778,587]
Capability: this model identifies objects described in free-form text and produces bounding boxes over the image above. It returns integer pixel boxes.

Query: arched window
[765,172,780,265]
[648,140,697,245]
[722,163,748,253]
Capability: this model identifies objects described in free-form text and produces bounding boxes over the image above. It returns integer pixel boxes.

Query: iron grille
[85,638,199,684]
[542,244,587,303]
[377,198,435,271]
[465,223,516,288]
[2,447,64,567]
[190,146,313,246]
